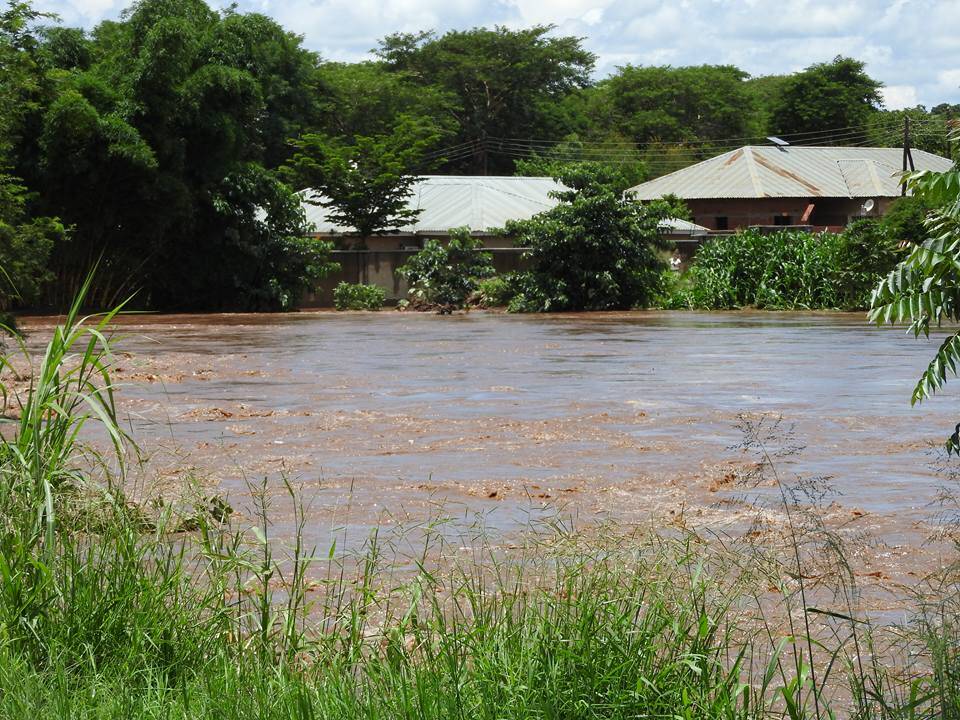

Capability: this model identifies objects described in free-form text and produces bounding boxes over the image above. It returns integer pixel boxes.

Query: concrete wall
[303,246,528,307]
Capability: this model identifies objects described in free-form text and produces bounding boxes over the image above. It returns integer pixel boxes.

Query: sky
[34,0,960,109]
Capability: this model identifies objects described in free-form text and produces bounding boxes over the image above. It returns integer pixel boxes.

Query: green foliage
[476,274,517,308]
[504,163,674,312]
[515,146,648,191]
[0,0,933,312]
[332,282,385,311]
[315,61,456,141]
[4,0,330,311]
[869,127,960,450]
[377,26,595,174]
[286,115,441,243]
[0,173,62,310]
[603,64,761,144]
[867,107,953,156]
[882,195,934,245]
[771,56,883,136]
[398,228,495,311]
[676,225,900,310]
[832,220,903,307]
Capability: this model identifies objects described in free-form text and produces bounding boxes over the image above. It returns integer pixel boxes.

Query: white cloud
[33,0,960,108]
[882,84,919,109]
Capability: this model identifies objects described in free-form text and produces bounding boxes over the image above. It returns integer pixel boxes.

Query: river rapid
[15,309,960,596]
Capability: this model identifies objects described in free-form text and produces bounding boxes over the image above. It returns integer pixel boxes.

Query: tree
[9,0,332,310]
[881,195,935,245]
[0,2,65,312]
[771,56,883,136]
[0,173,62,313]
[503,163,675,312]
[376,26,595,174]
[867,107,952,156]
[745,73,789,134]
[602,64,761,144]
[314,61,456,141]
[868,125,960,450]
[206,10,325,168]
[398,228,495,312]
[284,115,440,245]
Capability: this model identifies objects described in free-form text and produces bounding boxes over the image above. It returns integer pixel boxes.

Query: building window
[773,215,793,226]
[714,216,729,230]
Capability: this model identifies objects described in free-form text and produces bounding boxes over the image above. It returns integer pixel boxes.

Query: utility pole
[902,116,915,196]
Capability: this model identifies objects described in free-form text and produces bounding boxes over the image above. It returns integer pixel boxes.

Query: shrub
[398,228,495,312]
[504,163,676,312]
[675,224,900,310]
[881,195,933,245]
[830,219,901,308]
[332,282,385,310]
[0,173,62,311]
[476,275,517,307]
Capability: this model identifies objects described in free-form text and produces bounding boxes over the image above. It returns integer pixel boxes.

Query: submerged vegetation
[332,282,385,311]
[667,221,901,310]
[398,228,495,312]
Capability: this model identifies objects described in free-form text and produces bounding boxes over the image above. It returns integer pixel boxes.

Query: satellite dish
[862,199,875,214]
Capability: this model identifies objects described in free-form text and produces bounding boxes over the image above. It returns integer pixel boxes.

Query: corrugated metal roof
[666,218,710,236]
[628,146,955,200]
[302,175,561,234]
[302,174,709,237]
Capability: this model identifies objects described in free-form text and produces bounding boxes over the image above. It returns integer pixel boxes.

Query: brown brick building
[628,145,954,232]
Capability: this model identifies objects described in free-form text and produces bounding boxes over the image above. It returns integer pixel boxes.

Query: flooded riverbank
[14,309,960,590]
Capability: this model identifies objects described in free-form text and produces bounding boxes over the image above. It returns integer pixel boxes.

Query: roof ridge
[742,146,764,196]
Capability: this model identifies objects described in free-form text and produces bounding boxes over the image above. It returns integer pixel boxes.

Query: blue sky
[35,0,960,109]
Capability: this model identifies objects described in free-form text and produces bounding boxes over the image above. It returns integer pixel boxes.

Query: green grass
[0,280,958,719]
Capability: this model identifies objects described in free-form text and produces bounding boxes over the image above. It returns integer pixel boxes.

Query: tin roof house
[299,174,708,305]
[302,175,708,250]
[627,146,954,231]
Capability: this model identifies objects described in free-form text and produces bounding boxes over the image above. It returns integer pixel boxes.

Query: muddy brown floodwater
[15,309,960,593]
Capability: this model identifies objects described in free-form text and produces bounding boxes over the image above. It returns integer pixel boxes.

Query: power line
[419,114,951,171]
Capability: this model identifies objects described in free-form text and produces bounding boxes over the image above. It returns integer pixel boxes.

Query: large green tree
[11,0,332,310]
[770,56,883,137]
[285,115,441,245]
[0,2,64,312]
[602,64,761,145]
[504,164,675,312]
[315,61,456,141]
[376,26,595,174]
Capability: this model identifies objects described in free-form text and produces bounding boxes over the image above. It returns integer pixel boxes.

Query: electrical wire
[417,115,948,169]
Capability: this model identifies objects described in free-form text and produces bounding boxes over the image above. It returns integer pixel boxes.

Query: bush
[831,219,901,308]
[398,228,495,312]
[476,275,517,307]
[332,282,385,310]
[881,195,933,245]
[0,173,62,311]
[674,224,900,310]
[504,164,676,312]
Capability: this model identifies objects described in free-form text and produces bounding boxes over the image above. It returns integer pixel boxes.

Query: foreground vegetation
[0,285,957,718]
